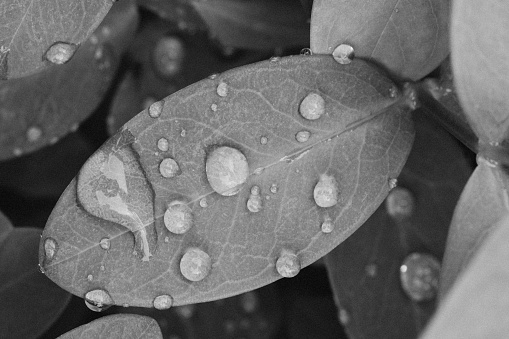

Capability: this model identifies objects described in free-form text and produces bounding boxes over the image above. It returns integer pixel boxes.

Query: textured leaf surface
[57,314,162,339]
[0,1,139,161]
[0,211,71,339]
[40,56,414,307]
[310,0,450,80]
[324,111,471,339]
[421,214,509,339]
[451,0,509,143]
[0,0,112,79]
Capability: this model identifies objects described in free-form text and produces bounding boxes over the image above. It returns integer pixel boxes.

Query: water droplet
[38,264,45,274]
[295,130,310,142]
[224,320,236,334]
[400,253,440,302]
[260,136,268,145]
[210,103,218,112]
[270,184,278,194]
[164,201,193,234]
[44,237,57,261]
[26,126,42,142]
[276,249,300,278]
[148,100,164,118]
[180,129,186,137]
[299,93,325,120]
[153,294,174,310]
[157,138,169,152]
[395,7,399,13]
[253,167,264,175]
[313,174,339,208]
[386,187,414,220]
[99,237,110,250]
[403,82,418,110]
[180,247,212,281]
[250,185,260,195]
[123,303,129,308]
[388,178,398,190]
[199,197,208,208]
[100,265,105,271]
[175,304,195,319]
[87,274,93,281]
[269,56,280,62]
[338,309,350,325]
[240,291,258,313]
[44,42,78,65]
[389,86,399,98]
[206,146,249,196]
[153,35,185,78]
[247,194,263,213]
[321,215,334,233]
[216,82,228,97]
[365,263,377,277]
[89,34,99,45]
[164,236,170,243]
[12,148,22,156]
[94,44,113,71]
[208,73,218,80]
[300,48,312,56]
[332,44,354,64]
[84,289,113,312]
[159,158,181,178]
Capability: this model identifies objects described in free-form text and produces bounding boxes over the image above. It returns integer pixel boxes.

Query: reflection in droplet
[313,174,339,208]
[164,201,193,234]
[84,289,113,312]
[148,100,164,118]
[321,215,334,233]
[388,178,398,190]
[276,250,300,278]
[300,48,312,56]
[44,42,78,65]
[159,158,181,178]
[26,126,42,142]
[332,44,354,64]
[206,146,249,196]
[386,187,414,220]
[240,291,258,313]
[260,136,268,145]
[153,294,174,310]
[295,130,311,143]
[157,138,169,152]
[299,93,325,120]
[270,184,278,194]
[44,237,57,261]
[99,237,110,250]
[180,247,212,281]
[216,82,228,97]
[400,253,440,302]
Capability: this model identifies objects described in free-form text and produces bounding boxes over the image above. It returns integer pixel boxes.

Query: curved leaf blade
[41,56,414,307]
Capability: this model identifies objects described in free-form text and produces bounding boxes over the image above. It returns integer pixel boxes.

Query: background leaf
[0,0,112,79]
[137,0,207,32]
[310,0,450,80]
[0,210,71,339]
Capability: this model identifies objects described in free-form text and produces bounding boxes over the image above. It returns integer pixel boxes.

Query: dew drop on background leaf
[332,44,354,65]
[206,146,249,196]
[164,201,194,234]
[84,289,114,312]
[276,250,300,278]
[400,253,441,302]
[385,186,415,220]
[44,42,79,65]
[180,247,212,282]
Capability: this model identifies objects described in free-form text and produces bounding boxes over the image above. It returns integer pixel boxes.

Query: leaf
[0,210,71,339]
[421,214,509,339]
[40,56,414,307]
[439,159,509,299]
[137,0,207,32]
[324,110,472,339]
[0,0,139,161]
[191,0,310,50]
[108,70,144,136]
[56,314,162,339]
[450,0,509,143]
[0,0,112,79]
[310,0,450,80]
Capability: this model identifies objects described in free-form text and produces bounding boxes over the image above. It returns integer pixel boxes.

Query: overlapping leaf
[137,0,207,32]
[40,56,414,307]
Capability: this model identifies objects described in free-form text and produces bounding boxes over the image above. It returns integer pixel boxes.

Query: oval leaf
[40,56,414,307]
[310,0,450,80]
[137,0,207,32]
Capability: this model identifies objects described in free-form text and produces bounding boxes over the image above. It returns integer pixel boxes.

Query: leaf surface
[0,211,71,339]
[0,0,112,79]
[40,56,414,307]
[310,0,450,80]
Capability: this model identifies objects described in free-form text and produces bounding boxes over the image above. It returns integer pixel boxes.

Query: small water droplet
[299,93,325,120]
[269,56,280,62]
[153,294,174,310]
[87,274,93,281]
[332,44,355,64]
[123,303,129,308]
[253,167,264,175]
[13,148,22,156]
[206,146,249,196]
[208,73,218,80]
[84,289,113,312]
[240,291,258,313]
[216,82,228,97]
[260,136,268,145]
[295,130,311,142]
[210,103,218,112]
[365,263,377,277]
[153,35,185,78]
[44,42,78,65]
[26,126,42,142]
[157,138,169,152]
[321,215,334,233]
[101,26,111,37]
[389,86,399,98]
[403,82,418,110]
[100,265,105,271]
[44,237,57,261]
[276,249,300,278]
[247,194,263,213]
[270,184,278,194]
[38,264,45,274]
[338,309,350,325]
[175,304,196,319]
[180,248,212,281]
[89,34,98,45]
[159,158,181,178]
[386,187,414,220]
[313,174,339,208]
[395,7,399,12]
[148,100,164,118]
[250,185,260,195]
[180,129,186,137]
[300,48,312,56]
[94,44,113,71]
[400,253,440,302]
[164,201,193,234]
[164,236,170,243]
[199,197,208,208]
[99,237,110,250]
[388,178,398,190]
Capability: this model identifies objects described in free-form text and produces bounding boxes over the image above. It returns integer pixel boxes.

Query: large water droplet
[276,250,300,278]
[44,42,78,65]
[44,237,57,261]
[299,93,325,120]
[216,82,228,97]
[148,100,164,118]
[180,247,212,281]
[84,289,113,312]
[157,138,169,152]
[164,201,193,234]
[153,294,174,310]
[386,187,414,220]
[313,174,339,208]
[295,130,310,143]
[99,237,110,250]
[206,146,249,196]
[159,158,181,178]
[26,126,42,142]
[400,253,440,302]
[332,44,354,64]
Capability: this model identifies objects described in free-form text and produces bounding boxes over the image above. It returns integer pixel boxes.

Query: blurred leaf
[0,211,71,339]
[0,0,112,79]
[41,56,414,307]
[138,0,207,32]
[191,0,309,50]
[0,0,139,161]
[57,314,162,339]
[108,70,144,136]
[310,0,450,80]
[421,214,509,339]
[325,111,472,339]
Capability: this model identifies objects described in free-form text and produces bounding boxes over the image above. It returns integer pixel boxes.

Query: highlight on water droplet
[99,237,111,250]
[386,187,414,220]
[157,138,169,152]
[44,237,57,261]
[206,146,249,196]
[148,100,164,118]
[313,174,339,208]
[388,178,398,190]
[295,130,310,143]
[84,289,114,312]
[400,252,440,302]
[216,82,228,97]
[276,249,300,278]
[300,48,312,56]
[26,126,42,142]
[159,157,181,178]
[44,42,78,65]
[299,93,325,120]
[389,85,399,98]
[153,294,174,310]
[180,247,212,282]
[164,201,193,234]
[332,44,354,64]
[208,73,218,80]
[247,193,263,213]
[321,215,334,233]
